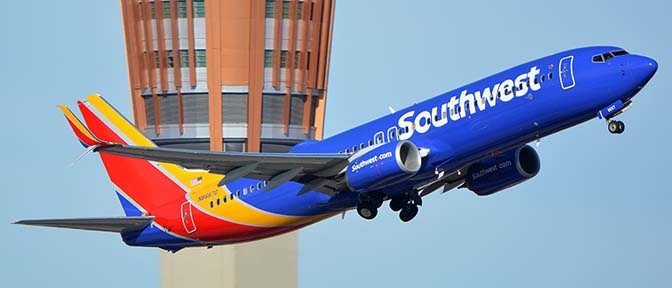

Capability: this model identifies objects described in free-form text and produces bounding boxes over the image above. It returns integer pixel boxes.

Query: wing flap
[14,216,154,233]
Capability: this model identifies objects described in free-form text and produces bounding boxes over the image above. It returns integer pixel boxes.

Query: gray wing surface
[14,216,155,233]
[96,145,351,195]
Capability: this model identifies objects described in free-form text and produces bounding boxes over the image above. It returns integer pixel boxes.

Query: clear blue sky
[2,1,670,287]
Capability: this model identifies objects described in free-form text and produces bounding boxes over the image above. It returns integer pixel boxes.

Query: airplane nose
[647,57,658,76]
[632,55,658,85]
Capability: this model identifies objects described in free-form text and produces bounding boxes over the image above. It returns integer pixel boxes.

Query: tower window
[265,0,275,18]
[195,49,206,67]
[264,50,273,68]
[193,0,205,18]
[177,1,187,18]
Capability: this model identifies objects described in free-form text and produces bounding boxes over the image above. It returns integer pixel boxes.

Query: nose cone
[631,55,658,87]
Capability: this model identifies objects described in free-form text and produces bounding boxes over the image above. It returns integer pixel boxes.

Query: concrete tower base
[161,232,297,288]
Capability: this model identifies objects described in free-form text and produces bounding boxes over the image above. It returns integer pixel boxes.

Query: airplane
[15,46,657,252]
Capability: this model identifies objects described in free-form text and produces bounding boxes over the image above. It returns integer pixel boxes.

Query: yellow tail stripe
[59,105,98,142]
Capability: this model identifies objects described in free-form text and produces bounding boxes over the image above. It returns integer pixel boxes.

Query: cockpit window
[592,55,604,62]
[592,50,629,63]
[603,53,614,61]
[612,50,629,56]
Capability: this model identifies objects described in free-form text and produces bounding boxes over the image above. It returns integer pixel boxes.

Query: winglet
[59,105,105,148]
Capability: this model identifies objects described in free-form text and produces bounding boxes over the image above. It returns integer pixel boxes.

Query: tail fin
[72,94,214,217]
[59,105,105,148]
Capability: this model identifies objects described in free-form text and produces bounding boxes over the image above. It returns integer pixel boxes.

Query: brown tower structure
[118,0,335,287]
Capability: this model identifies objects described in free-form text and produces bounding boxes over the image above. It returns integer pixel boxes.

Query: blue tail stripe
[116,192,143,217]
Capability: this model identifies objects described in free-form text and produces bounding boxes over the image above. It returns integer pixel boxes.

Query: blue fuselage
[230,46,657,217]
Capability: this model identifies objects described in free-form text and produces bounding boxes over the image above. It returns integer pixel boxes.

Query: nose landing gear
[599,100,631,135]
[608,120,625,134]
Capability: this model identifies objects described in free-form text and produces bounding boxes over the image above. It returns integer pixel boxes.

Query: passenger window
[548,72,553,80]
[360,143,365,149]
[368,140,373,146]
[223,196,227,203]
[345,148,349,153]
[236,190,241,197]
[243,188,248,195]
[257,182,262,190]
[231,193,235,200]
[541,75,545,82]
[250,185,255,192]
[210,201,213,208]
[216,199,220,206]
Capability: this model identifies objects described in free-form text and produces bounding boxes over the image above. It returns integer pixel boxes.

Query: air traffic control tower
[118,0,335,287]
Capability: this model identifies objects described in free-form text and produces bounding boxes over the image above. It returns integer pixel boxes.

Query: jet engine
[465,145,540,196]
[346,140,422,192]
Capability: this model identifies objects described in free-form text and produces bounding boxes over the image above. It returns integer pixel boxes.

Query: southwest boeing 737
[15,46,657,252]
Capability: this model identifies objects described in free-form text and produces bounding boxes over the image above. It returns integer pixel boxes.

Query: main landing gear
[608,120,625,134]
[389,192,421,222]
[356,192,384,220]
[356,191,422,222]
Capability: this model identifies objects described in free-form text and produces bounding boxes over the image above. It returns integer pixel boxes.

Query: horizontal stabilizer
[14,216,154,233]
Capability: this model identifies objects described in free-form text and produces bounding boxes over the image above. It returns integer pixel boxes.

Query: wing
[96,144,351,195]
[13,216,155,233]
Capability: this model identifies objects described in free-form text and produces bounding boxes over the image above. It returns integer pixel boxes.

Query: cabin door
[181,201,197,234]
[559,56,576,90]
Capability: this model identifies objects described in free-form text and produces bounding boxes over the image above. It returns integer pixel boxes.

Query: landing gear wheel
[608,120,625,134]
[389,197,406,212]
[357,204,378,220]
[617,121,625,134]
[399,204,419,222]
[369,192,384,208]
[359,192,384,209]
[608,121,620,134]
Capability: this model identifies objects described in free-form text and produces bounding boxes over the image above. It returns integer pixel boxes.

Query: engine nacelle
[465,145,541,196]
[346,140,422,192]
